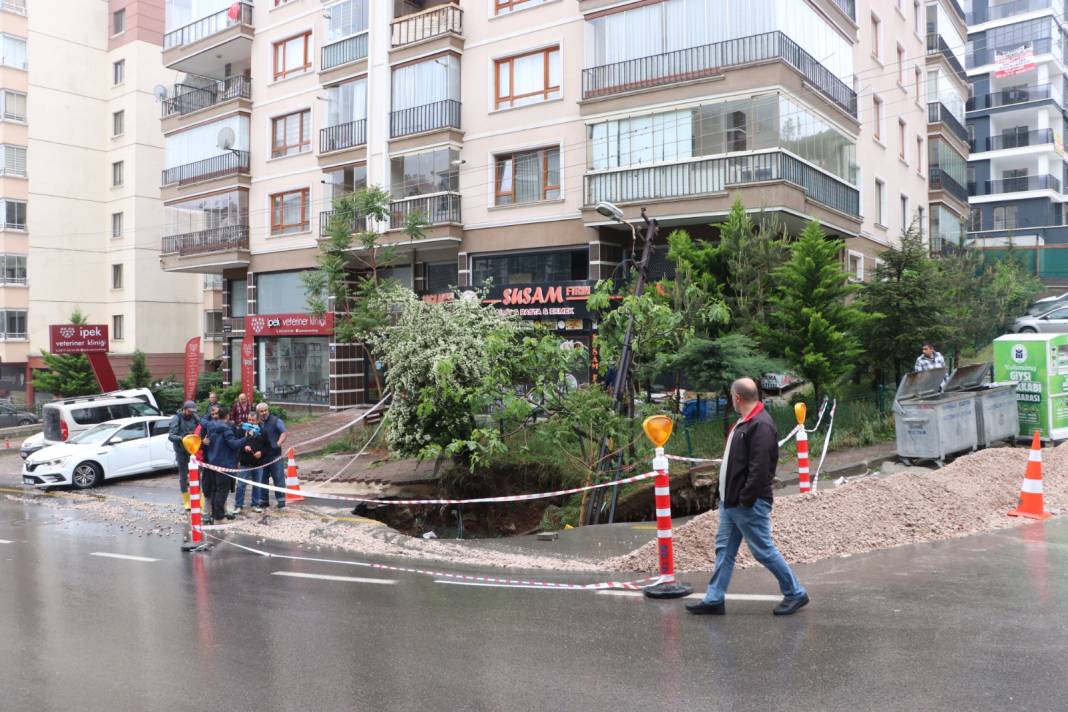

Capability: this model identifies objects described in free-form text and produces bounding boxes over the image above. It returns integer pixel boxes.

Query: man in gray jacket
[168,400,200,511]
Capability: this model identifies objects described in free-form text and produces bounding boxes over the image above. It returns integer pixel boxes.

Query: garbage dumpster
[893,368,978,466]
[943,362,1019,448]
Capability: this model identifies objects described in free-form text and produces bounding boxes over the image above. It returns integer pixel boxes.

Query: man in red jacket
[686,377,809,616]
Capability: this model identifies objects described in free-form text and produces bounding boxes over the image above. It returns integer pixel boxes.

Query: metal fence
[162,151,249,187]
[163,2,252,50]
[389,99,461,138]
[320,119,367,153]
[162,76,251,118]
[390,4,462,47]
[927,102,967,143]
[389,193,461,228]
[321,32,369,71]
[162,225,249,256]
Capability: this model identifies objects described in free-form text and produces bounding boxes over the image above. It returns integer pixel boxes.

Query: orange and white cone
[284,448,304,504]
[1008,431,1051,521]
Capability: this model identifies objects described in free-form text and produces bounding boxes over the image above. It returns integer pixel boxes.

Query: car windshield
[131,402,161,416]
[1029,298,1068,316]
[68,423,118,445]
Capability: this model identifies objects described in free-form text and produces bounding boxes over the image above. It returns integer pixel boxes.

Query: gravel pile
[605,442,1066,573]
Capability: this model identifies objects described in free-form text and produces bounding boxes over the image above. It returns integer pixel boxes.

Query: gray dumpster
[943,362,1019,448]
[893,368,978,466]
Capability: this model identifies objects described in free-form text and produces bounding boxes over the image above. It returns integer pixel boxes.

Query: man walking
[914,341,946,373]
[256,402,288,511]
[167,400,200,511]
[686,378,809,616]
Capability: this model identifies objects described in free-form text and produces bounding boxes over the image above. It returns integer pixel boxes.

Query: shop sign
[240,337,255,402]
[245,312,334,337]
[421,281,596,323]
[183,337,201,402]
[49,324,109,354]
[995,45,1034,78]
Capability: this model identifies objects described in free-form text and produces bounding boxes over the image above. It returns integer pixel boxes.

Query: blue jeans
[704,499,806,604]
[264,457,286,506]
[235,466,262,509]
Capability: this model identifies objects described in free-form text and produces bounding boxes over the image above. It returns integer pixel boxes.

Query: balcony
[967,0,1057,24]
[982,174,1061,195]
[967,37,1052,69]
[830,0,855,20]
[389,193,461,229]
[319,209,364,237]
[162,151,250,187]
[925,34,966,81]
[161,226,250,274]
[321,33,369,72]
[927,102,968,143]
[584,151,859,218]
[581,31,856,118]
[967,84,1053,111]
[929,168,969,203]
[162,2,253,75]
[391,4,463,48]
[320,119,367,154]
[390,99,461,139]
[2,0,25,15]
[985,128,1055,151]
[161,76,251,119]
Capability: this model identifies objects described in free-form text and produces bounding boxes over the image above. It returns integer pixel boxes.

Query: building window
[270,189,310,235]
[900,194,909,229]
[1,35,26,70]
[229,278,248,318]
[495,46,562,110]
[111,212,123,237]
[205,310,223,338]
[112,161,124,187]
[271,110,311,158]
[914,67,922,103]
[2,309,26,339]
[2,200,25,229]
[113,59,124,85]
[896,45,904,83]
[0,255,26,285]
[898,120,906,160]
[257,271,312,313]
[112,263,123,289]
[916,137,924,173]
[471,249,589,286]
[993,206,1018,230]
[870,14,880,60]
[323,163,368,202]
[495,147,560,205]
[112,314,124,340]
[273,32,312,81]
[875,179,886,225]
[917,206,925,235]
[495,0,547,14]
[847,251,864,282]
[113,8,125,35]
[112,110,124,137]
[969,208,982,231]
[873,96,883,141]
[325,0,369,43]
[1,145,25,177]
[914,0,921,34]
[2,91,25,121]
[204,274,223,290]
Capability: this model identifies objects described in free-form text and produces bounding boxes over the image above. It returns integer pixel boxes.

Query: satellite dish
[216,127,236,151]
[152,84,168,102]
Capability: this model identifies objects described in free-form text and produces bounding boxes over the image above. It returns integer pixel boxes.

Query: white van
[40,388,161,445]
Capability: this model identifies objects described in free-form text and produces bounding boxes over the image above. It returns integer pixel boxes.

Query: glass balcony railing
[391,4,463,48]
[584,151,859,218]
[929,168,969,203]
[322,32,369,71]
[162,150,250,187]
[320,119,367,153]
[162,225,249,256]
[389,99,461,138]
[161,76,251,118]
[986,128,1055,151]
[982,174,1061,195]
[927,102,968,143]
[967,37,1053,69]
[967,0,1059,24]
[926,34,966,81]
[582,31,857,118]
[967,83,1053,110]
[163,2,253,51]
[389,193,461,229]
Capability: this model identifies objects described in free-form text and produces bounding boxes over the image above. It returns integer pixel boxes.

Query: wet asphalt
[1,456,1067,711]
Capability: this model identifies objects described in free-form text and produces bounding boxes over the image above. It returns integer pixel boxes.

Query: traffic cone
[1008,431,1052,521]
[284,448,304,504]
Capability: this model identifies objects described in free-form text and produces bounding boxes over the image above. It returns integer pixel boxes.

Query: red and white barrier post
[794,403,811,494]
[642,415,692,600]
[181,454,207,552]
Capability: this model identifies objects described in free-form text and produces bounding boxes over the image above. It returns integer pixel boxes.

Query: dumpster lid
[895,368,947,401]
[944,363,991,392]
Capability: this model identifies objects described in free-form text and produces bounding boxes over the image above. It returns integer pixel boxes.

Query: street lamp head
[595,201,625,222]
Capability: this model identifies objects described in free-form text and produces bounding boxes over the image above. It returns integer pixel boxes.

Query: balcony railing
[321,32,369,71]
[582,31,856,118]
[967,37,1052,69]
[967,83,1053,110]
[391,4,463,47]
[584,151,859,218]
[927,102,968,143]
[162,150,250,187]
[926,34,966,81]
[320,119,367,153]
[986,128,1055,151]
[967,0,1055,24]
[982,174,1061,195]
[319,209,364,237]
[161,225,249,256]
[389,99,461,138]
[2,0,26,15]
[163,2,253,51]
[830,0,855,19]
[389,192,461,228]
[161,76,251,118]
[929,168,969,203]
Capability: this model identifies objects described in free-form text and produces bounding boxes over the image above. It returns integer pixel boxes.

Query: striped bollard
[642,416,692,600]
[794,402,811,494]
[181,455,206,552]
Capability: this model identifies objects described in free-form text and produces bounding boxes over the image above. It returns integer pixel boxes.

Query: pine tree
[761,220,865,399]
[32,352,97,398]
[121,350,152,388]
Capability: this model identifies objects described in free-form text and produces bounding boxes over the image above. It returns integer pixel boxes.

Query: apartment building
[158,0,933,409]
[965,0,1068,282]
[0,0,204,404]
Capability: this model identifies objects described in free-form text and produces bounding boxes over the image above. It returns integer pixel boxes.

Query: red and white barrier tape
[664,424,802,464]
[209,534,668,591]
[290,392,391,450]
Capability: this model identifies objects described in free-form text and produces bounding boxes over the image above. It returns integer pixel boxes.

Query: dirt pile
[605,442,1067,573]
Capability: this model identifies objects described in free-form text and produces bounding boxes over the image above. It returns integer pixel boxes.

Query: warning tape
[208,534,669,591]
[664,424,802,464]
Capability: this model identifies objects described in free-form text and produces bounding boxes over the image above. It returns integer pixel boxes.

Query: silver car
[1012,306,1068,333]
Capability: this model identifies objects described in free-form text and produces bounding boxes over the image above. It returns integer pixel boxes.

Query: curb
[774,453,898,488]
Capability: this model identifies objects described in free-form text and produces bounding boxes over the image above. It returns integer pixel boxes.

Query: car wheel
[17,419,32,426]
[1019,327,1037,333]
[71,462,103,490]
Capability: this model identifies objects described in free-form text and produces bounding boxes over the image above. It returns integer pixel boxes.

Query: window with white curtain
[2,91,25,121]
[164,116,249,168]
[325,0,369,43]
[391,54,460,111]
[495,47,561,109]
[326,78,368,127]
[495,147,560,205]
[1,145,25,176]
[1,34,25,69]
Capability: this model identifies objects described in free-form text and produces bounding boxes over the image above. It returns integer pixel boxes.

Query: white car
[22,416,176,489]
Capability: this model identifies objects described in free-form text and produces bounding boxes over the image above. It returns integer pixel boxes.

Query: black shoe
[225,512,236,521]
[276,503,286,510]
[685,600,725,615]
[202,516,214,526]
[773,593,810,616]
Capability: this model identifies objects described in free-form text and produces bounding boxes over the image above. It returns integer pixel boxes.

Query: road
[1,453,1067,711]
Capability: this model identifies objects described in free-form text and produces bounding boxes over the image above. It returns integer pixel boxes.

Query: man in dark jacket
[686,378,809,616]
[201,412,243,524]
[235,410,267,514]
[167,401,200,511]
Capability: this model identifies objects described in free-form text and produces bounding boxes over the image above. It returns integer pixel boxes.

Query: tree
[671,332,785,393]
[121,350,152,388]
[32,353,97,398]
[762,220,865,399]
[713,201,790,333]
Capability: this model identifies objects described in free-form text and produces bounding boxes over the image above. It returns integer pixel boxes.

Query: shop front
[245,313,333,406]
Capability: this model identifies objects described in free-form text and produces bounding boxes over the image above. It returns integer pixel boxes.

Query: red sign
[995,45,1035,78]
[240,337,255,403]
[183,337,201,402]
[49,324,109,354]
[227,2,241,21]
[245,313,334,337]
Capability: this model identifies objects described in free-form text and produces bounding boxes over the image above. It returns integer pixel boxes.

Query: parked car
[22,416,176,489]
[41,389,160,445]
[1026,292,1068,316]
[20,432,44,460]
[1011,306,1068,333]
[760,373,805,393]
[0,403,38,427]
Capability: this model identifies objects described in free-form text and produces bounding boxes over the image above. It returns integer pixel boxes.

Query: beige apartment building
[158,0,932,409]
[0,0,204,403]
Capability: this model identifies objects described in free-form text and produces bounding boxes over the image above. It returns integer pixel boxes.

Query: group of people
[167,391,288,524]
